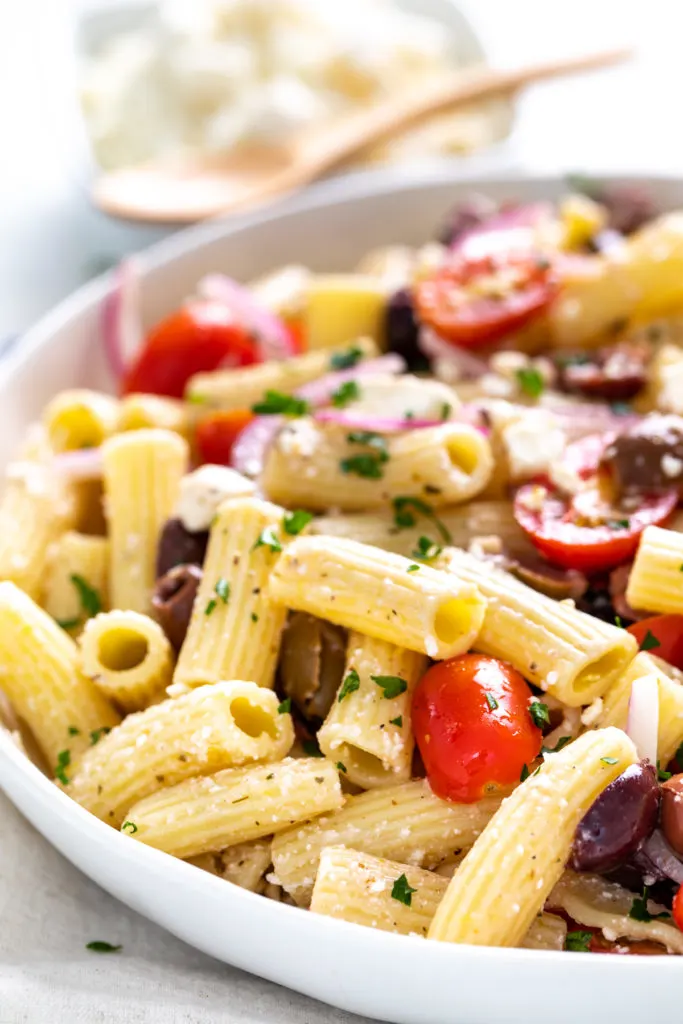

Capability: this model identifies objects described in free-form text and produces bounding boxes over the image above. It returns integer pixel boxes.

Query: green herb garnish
[407,564,420,573]
[528,700,550,729]
[340,453,387,479]
[214,577,230,603]
[278,698,292,715]
[70,574,102,618]
[601,757,619,766]
[86,941,122,954]
[121,821,138,834]
[253,525,283,553]
[391,873,417,907]
[541,735,572,756]
[440,402,452,420]
[629,887,671,923]
[251,613,259,623]
[565,931,593,953]
[55,749,71,785]
[205,599,217,616]
[57,617,81,631]
[412,536,442,561]
[520,763,530,783]
[336,761,347,774]
[282,510,313,535]
[640,630,661,652]
[390,716,403,728]
[392,497,452,544]
[302,739,325,758]
[657,761,673,782]
[484,692,499,711]
[90,727,111,746]
[371,675,408,699]
[516,367,545,398]
[331,380,361,408]
[330,346,363,370]
[338,669,361,702]
[607,519,630,530]
[346,430,388,455]
[252,390,310,416]
[68,725,80,737]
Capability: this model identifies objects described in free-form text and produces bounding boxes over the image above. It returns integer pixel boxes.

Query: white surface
[2,168,683,1024]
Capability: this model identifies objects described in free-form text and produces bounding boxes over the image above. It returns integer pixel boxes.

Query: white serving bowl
[1,168,682,1024]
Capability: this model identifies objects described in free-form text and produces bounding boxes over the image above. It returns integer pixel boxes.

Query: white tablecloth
[2,1,683,1022]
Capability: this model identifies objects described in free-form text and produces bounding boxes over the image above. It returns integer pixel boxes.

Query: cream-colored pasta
[43,532,109,636]
[267,536,486,661]
[67,680,293,827]
[42,389,119,452]
[185,338,378,408]
[187,839,272,892]
[642,344,683,415]
[427,728,638,947]
[597,651,683,765]
[303,275,386,351]
[261,419,493,512]
[172,497,290,693]
[0,581,119,767]
[0,462,74,599]
[271,779,502,906]
[626,525,683,614]
[550,870,683,954]
[318,631,426,788]
[102,428,188,614]
[124,757,344,858]
[438,548,637,706]
[79,610,174,712]
[311,502,524,557]
[117,393,191,439]
[310,846,566,949]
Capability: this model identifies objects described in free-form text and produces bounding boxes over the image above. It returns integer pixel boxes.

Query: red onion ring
[296,354,406,407]
[230,415,282,478]
[642,830,683,884]
[101,258,143,382]
[52,448,103,481]
[314,409,441,432]
[417,327,489,379]
[197,274,294,361]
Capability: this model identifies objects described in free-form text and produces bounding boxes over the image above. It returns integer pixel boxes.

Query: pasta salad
[5,180,683,955]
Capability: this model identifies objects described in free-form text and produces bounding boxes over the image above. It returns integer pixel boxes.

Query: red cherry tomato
[283,318,307,355]
[415,251,558,349]
[627,615,683,672]
[196,409,255,466]
[411,654,543,803]
[123,300,260,399]
[514,484,677,574]
[560,433,615,483]
[673,886,683,932]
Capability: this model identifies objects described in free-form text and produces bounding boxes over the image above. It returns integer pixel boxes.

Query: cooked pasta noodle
[626,525,683,614]
[118,393,191,439]
[43,389,119,452]
[43,532,109,636]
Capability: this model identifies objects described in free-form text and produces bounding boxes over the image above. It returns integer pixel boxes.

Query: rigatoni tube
[626,525,683,614]
[318,631,426,788]
[67,680,293,827]
[124,757,344,858]
[43,532,109,637]
[267,536,486,660]
[439,547,637,706]
[427,728,638,947]
[102,429,188,614]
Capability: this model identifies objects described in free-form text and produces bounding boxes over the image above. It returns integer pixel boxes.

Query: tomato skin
[415,251,557,350]
[411,654,543,803]
[673,886,683,932]
[123,300,260,399]
[196,409,255,466]
[514,484,677,574]
[627,615,683,672]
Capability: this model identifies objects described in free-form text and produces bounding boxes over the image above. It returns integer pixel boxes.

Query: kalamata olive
[661,775,683,856]
[384,289,428,372]
[557,344,647,401]
[599,184,656,236]
[436,194,497,246]
[279,612,347,723]
[156,518,208,579]
[601,414,683,497]
[152,563,202,652]
[570,761,660,874]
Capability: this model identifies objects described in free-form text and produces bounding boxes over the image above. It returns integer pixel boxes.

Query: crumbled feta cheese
[175,464,256,532]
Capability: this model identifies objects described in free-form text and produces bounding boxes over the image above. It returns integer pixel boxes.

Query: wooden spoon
[93,47,631,224]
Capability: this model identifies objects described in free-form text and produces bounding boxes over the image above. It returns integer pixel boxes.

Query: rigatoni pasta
[268,536,486,660]
[42,531,109,636]
[42,389,119,452]
[626,525,683,614]
[67,680,293,827]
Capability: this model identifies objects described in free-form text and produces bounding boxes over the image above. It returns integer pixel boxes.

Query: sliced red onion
[101,258,143,382]
[627,674,660,764]
[642,830,683,884]
[296,354,406,407]
[230,415,282,478]
[453,202,554,260]
[197,274,294,361]
[418,327,489,379]
[453,403,491,436]
[549,404,642,442]
[52,448,103,481]
[315,409,441,432]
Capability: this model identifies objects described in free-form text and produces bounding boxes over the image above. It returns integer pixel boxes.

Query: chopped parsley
[680,564,683,572]
[640,630,661,652]
[346,430,388,456]
[614,615,624,628]
[565,930,593,953]
[57,617,81,631]
[329,346,363,370]
[252,391,310,416]
[251,613,259,623]
[86,941,122,954]
[541,735,572,756]
[412,535,442,562]
[516,367,545,398]
[629,887,671,923]
[282,510,313,535]
[390,715,403,728]
[340,453,387,479]
[121,821,138,834]
[67,725,81,737]
[528,700,550,729]
[278,698,292,715]
[302,739,325,758]
[600,756,619,766]
[338,669,361,702]
[676,741,683,767]
[520,763,530,783]
[253,525,283,553]
[607,519,630,530]
[391,496,452,543]
[371,675,408,699]
[90,727,111,746]
[214,577,230,603]
[331,380,361,408]
[407,564,420,573]
[440,402,452,420]
[657,761,673,782]
[205,599,217,616]
[484,692,499,711]
[336,761,347,774]
[70,574,102,618]
[55,749,71,785]
[391,873,417,907]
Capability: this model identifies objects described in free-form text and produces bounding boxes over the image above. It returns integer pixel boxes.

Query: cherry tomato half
[411,654,543,803]
[196,409,255,467]
[673,886,683,933]
[514,483,677,575]
[627,615,683,673]
[123,300,260,399]
[415,251,558,350]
